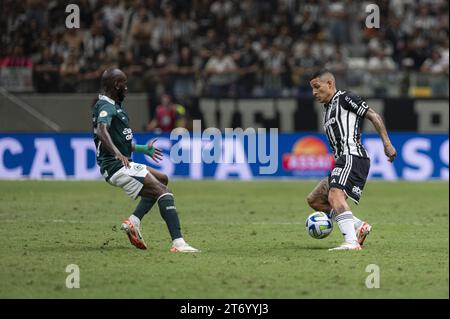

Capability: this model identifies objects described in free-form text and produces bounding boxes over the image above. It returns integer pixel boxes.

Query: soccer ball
[305,212,333,239]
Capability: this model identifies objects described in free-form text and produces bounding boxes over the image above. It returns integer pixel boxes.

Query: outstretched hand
[147,139,163,163]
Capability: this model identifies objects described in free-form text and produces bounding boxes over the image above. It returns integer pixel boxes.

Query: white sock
[129,214,140,227]
[353,215,363,229]
[173,237,186,247]
[335,211,358,245]
[332,209,364,229]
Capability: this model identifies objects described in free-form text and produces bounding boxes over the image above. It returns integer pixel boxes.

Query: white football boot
[170,238,200,253]
[328,242,362,251]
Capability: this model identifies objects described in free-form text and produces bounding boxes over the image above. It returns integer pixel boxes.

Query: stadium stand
[0,0,448,99]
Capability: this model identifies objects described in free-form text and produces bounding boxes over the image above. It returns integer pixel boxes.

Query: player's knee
[160,173,169,186]
[160,186,172,196]
[152,186,172,200]
[306,194,318,210]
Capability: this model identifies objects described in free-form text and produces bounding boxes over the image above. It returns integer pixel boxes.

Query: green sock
[132,197,156,220]
[158,194,182,240]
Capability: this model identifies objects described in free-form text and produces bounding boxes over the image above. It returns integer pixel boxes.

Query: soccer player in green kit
[93,68,199,252]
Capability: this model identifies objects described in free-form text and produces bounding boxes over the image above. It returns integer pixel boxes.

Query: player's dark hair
[310,69,334,81]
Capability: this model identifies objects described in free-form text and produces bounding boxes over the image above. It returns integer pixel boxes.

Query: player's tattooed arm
[97,123,130,168]
[365,108,397,162]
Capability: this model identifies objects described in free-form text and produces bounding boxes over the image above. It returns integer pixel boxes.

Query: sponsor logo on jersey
[99,110,108,117]
[122,128,133,140]
[345,96,359,110]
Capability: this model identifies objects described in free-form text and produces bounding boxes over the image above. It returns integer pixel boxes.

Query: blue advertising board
[0,132,448,180]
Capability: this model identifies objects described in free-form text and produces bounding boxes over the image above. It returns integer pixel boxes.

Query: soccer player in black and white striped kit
[307,70,397,250]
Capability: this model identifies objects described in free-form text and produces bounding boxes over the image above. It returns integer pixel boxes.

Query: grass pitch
[0,180,448,299]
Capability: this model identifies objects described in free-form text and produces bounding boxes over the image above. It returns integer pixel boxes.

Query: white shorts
[107,162,148,199]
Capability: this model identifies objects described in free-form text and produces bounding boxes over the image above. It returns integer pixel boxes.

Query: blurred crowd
[1,0,449,99]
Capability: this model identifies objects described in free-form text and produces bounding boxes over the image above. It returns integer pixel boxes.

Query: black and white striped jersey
[322,90,369,158]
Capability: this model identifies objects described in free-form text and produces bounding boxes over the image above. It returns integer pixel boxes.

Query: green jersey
[92,95,133,180]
